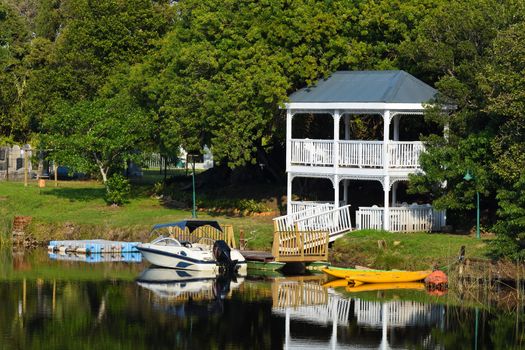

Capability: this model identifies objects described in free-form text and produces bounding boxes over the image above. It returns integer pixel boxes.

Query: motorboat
[137,220,247,274]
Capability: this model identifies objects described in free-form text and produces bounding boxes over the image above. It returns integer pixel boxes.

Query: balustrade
[290,138,424,169]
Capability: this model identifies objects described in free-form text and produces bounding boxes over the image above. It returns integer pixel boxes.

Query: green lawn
[331,229,489,270]
[1,179,491,267]
[0,180,275,249]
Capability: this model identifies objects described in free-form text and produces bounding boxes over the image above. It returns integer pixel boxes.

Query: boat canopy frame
[151,220,224,234]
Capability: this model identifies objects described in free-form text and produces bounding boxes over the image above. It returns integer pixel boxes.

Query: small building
[283,70,449,233]
[0,145,34,180]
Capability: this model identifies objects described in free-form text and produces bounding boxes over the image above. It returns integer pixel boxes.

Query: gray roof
[289,70,437,104]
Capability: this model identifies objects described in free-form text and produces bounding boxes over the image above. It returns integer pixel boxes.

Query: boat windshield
[151,236,182,247]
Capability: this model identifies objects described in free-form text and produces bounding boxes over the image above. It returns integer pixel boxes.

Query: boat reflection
[136,268,245,316]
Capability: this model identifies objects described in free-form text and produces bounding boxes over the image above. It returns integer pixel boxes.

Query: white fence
[356,204,446,232]
[290,138,424,169]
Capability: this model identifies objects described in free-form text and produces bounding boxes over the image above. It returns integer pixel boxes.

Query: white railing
[294,205,353,242]
[291,139,333,166]
[338,140,383,167]
[356,204,446,232]
[290,138,424,169]
[289,201,347,214]
[388,141,424,168]
[274,203,333,232]
[290,201,335,214]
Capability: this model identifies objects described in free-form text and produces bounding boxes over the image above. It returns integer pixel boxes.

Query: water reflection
[0,248,524,349]
[136,268,245,317]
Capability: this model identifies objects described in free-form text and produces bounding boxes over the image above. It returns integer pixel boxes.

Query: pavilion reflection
[271,276,446,350]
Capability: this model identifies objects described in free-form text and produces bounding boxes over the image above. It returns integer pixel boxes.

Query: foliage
[134,0,440,169]
[104,174,131,206]
[400,0,525,257]
[0,0,31,142]
[41,95,152,182]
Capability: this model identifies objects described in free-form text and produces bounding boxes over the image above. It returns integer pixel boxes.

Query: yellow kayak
[323,267,431,284]
[345,282,425,293]
[322,279,349,288]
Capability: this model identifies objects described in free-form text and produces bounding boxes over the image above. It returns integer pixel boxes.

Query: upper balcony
[289,138,424,175]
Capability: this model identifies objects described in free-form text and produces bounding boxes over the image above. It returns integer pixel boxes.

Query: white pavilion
[277,70,448,239]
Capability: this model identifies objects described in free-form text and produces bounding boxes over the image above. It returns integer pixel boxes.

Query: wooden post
[272,230,279,261]
[325,230,329,261]
[54,161,58,187]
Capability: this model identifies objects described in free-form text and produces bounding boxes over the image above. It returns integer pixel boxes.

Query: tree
[41,95,152,183]
[134,0,440,172]
[0,0,31,143]
[401,0,525,252]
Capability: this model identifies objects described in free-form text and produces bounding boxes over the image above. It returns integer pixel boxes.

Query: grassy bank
[331,229,489,270]
[1,179,492,268]
[0,180,275,250]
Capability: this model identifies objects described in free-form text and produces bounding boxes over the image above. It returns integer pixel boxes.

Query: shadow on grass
[43,187,106,202]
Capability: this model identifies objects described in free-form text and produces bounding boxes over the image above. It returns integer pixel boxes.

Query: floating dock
[48,251,142,263]
[48,239,141,254]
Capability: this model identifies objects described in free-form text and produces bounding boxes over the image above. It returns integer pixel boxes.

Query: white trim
[286,102,430,111]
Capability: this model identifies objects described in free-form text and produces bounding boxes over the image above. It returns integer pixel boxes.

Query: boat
[322,266,431,284]
[137,220,247,274]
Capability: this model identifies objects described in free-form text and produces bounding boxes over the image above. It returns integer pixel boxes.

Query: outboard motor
[213,240,238,273]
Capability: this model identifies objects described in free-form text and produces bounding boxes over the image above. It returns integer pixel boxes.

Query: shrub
[104,174,131,206]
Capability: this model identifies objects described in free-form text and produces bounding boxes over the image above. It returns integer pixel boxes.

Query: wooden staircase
[272,205,353,262]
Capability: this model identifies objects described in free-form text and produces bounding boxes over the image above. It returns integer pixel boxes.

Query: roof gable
[289,71,437,104]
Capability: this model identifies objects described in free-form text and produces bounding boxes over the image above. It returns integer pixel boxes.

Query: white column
[343,179,349,205]
[391,181,397,206]
[287,173,292,214]
[333,110,341,170]
[331,298,338,350]
[286,110,293,171]
[380,302,389,350]
[334,175,340,208]
[384,176,390,231]
[393,114,399,141]
[383,110,391,168]
[344,114,350,140]
[383,111,391,231]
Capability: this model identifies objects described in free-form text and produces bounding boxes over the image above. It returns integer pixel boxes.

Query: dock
[48,239,141,254]
[49,251,142,263]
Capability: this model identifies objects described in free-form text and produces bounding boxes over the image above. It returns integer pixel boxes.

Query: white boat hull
[137,243,247,274]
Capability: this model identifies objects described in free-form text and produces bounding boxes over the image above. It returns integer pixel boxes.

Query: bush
[104,174,131,206]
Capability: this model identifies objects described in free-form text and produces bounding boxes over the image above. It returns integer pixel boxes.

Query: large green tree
[0,0,31,142]
[133,0,440,171]
[401,0,525,256]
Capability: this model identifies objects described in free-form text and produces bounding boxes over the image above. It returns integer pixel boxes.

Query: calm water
[0,248,524,350]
